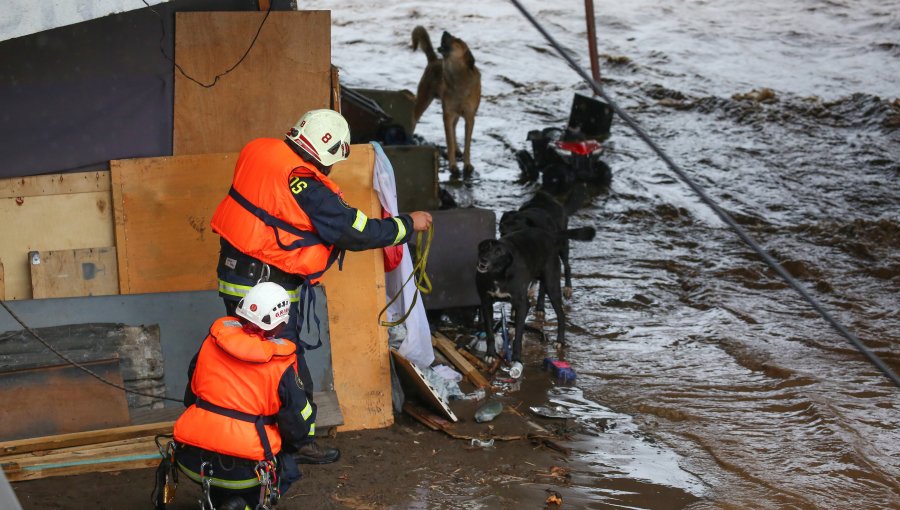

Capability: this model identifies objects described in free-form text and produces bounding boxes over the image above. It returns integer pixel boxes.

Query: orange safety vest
[211,138,345,283]
[174,317,298,461]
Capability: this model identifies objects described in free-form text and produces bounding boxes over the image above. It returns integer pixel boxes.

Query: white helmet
[235,282,291,331]
[285,109,351,167]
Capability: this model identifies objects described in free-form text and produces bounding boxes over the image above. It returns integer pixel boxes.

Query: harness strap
[196,399,278,461]
[295,246,345,351]
[228,187,324,251]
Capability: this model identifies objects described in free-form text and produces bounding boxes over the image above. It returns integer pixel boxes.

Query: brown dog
[411,26,481,176]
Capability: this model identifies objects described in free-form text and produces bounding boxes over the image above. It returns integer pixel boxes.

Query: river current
[309,0,899,508]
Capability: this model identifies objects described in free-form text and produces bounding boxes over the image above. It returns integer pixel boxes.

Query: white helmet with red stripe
[286,109,351,167]
[236,282,290,331]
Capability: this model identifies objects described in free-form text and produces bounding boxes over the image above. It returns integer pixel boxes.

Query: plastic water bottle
[508,361,524,379]
[474,400,503,423]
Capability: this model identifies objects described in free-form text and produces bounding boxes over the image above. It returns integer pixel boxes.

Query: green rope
[379,225,434,327]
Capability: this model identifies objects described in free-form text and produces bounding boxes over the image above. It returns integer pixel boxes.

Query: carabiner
[199,461,214,510]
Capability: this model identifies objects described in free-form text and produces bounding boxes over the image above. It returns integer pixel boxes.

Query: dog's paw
[563,286,573,299]
[463,163,475,177]
[553,340,566,350]
[534,310,545,322]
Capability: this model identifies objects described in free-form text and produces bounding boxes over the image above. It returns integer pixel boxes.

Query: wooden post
[584,0,602,86]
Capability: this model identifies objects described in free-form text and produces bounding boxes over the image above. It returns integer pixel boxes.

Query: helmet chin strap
[285,138,332,173]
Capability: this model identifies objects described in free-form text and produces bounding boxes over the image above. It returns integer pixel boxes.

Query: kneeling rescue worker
[163,282,314,510]
[210,109,433,464]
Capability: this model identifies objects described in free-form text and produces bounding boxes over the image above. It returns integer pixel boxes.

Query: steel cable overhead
[508,0,899,387]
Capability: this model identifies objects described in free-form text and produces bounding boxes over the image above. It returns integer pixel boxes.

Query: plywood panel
[109,153,237,294]
[29,247,119,299]
[0,171,109,199]
[0,359,130,442]
[322,144,394,431]
[173,11,332,155]
[0,189,114,300]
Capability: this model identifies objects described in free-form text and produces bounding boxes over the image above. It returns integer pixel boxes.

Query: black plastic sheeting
[0,0,294,179]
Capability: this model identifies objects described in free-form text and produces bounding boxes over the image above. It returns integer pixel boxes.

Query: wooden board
[2,436,161,482]
[322,145,395,431]
[432,333,491,389]
[173,11,332,155]
[0,171,109,199]
[0,359,131,442]
[331,65,341,110]
[312,390,345,431]
[0,422,174,457]
[29,247,118,299]
[0,171,114,300]
[392,349,457,422]
[109,153,237,294]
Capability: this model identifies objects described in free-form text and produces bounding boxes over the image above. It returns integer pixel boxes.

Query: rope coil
[378,225,434,327]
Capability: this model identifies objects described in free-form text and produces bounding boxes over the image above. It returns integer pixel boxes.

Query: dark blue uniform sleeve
[289,176,414,251]
[276,364,315,453]
[183,351,199,408]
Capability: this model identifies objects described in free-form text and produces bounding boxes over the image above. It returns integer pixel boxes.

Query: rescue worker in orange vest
[173,282,311,510]
[210,109,433,464]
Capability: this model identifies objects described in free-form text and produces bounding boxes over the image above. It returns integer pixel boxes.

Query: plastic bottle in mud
[474,400,503,423]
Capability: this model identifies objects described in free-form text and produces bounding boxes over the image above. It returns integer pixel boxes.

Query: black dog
[476,227,589,362]
[499,188,595,314]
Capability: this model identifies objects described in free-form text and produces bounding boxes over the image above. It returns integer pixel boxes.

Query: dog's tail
[563,226,596,242]
[411,26,438,63]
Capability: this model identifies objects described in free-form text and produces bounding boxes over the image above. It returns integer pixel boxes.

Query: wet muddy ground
[13,356,702,509]
[12,0,900,508]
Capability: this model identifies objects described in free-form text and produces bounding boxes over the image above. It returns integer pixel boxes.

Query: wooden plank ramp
[431,332,492,389]
[1,390,344,482]
[0,423,171,482]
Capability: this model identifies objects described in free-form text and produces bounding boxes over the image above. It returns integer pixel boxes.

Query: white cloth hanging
[371,142,434,367]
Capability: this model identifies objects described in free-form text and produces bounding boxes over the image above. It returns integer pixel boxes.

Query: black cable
[141,0,272,88]
[0,300,185,403]
[508,0,900,388]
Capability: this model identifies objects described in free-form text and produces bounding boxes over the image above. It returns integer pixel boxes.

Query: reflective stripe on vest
[176,462,261,490]
[391,217,407,245]
[218,279,300,302]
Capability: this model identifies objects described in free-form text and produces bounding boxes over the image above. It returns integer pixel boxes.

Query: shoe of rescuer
[294,441,341,464]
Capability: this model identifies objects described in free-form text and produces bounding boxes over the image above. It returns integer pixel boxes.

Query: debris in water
[529,406,577,419]
[470,438,495,448]
[474,400,503,423]
[544,489,563,507]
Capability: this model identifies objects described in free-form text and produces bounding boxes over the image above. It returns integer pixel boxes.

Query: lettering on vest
[289,177,308,195]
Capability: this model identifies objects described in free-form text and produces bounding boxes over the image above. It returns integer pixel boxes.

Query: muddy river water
[309,0,899,508]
